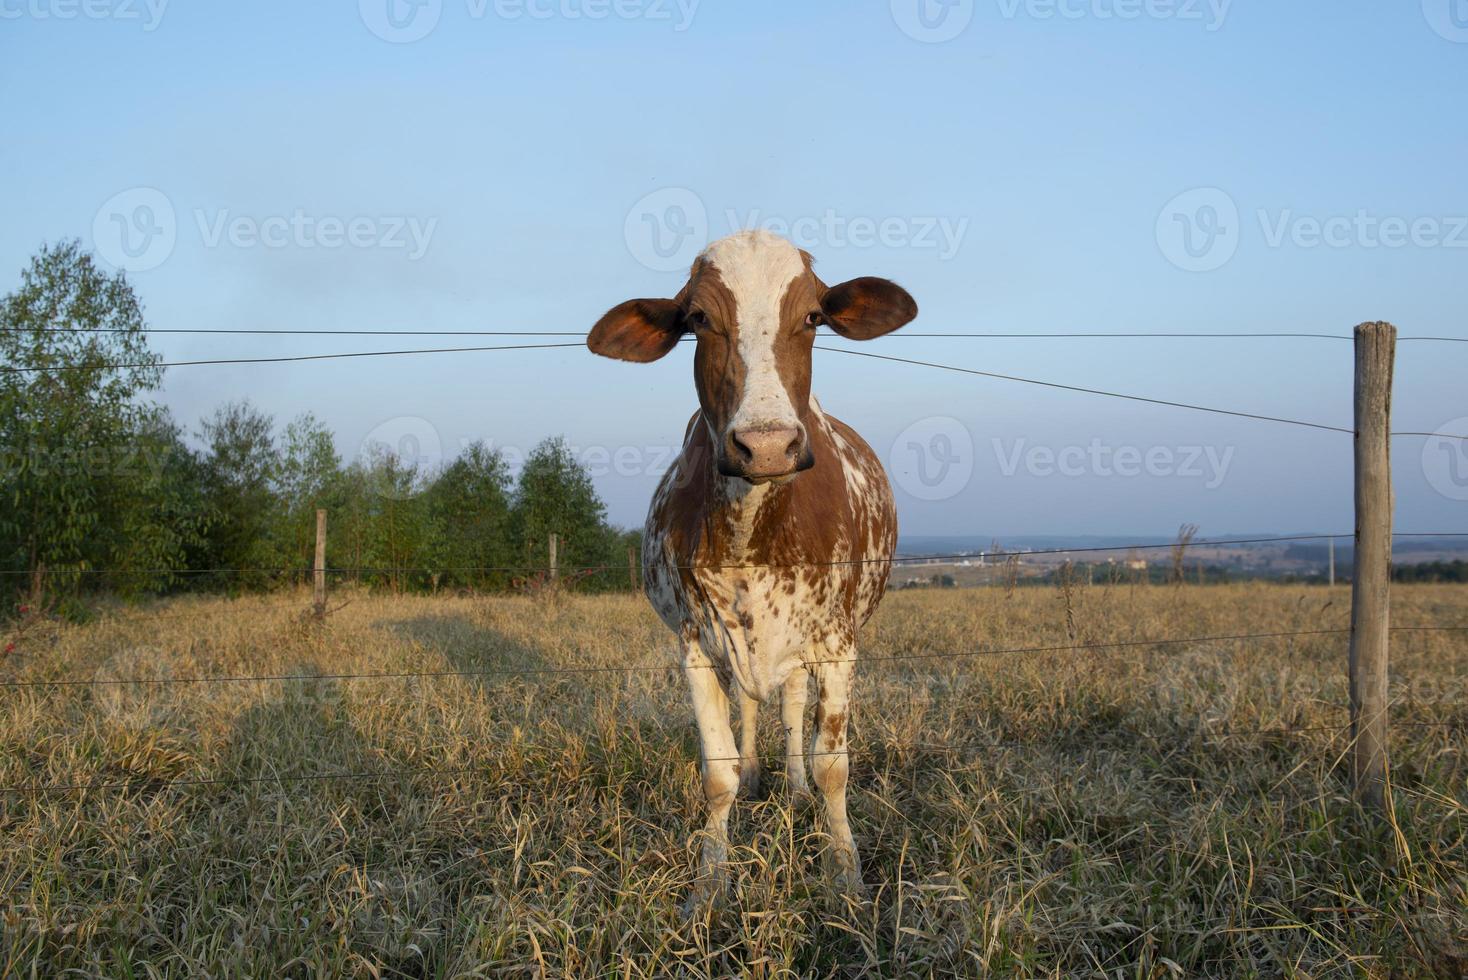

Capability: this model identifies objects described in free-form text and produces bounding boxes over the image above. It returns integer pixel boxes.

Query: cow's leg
[811,639,863,895]
[737,690,761,798]
[782,666,812,802]
[682,635,739,909]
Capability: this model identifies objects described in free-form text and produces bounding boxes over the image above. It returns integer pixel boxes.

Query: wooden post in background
[313,508,327,621]
[1329,537,1336,587]
[548,533,559,586]
[627,546,638,591]
[1350,321,1395,815]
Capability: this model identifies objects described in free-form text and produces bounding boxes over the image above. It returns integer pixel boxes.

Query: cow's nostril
[731,432,755,462]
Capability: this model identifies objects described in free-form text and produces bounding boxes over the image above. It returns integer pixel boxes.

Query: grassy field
[1,583,1464,977]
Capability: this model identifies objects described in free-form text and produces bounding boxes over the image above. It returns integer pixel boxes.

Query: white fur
[700,230,806,438]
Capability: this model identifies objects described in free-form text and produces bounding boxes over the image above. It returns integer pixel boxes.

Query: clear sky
[3,0,1466,537]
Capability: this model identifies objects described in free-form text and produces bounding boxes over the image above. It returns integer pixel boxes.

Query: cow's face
[589,230,917,483]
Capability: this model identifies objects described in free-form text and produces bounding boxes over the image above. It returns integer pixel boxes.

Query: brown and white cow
[587,229,916,903]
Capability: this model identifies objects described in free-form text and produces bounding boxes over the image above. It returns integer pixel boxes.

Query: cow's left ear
[587,298,685,362]
[820,277,918,340]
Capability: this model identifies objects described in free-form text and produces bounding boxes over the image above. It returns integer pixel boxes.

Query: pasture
[1,583,1464,977]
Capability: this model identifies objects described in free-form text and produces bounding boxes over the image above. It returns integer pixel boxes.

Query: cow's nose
[730,426,804,478]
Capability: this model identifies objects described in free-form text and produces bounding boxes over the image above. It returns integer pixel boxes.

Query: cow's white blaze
[700,230,805,438]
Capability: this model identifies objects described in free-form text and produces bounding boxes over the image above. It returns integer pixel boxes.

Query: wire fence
[7,334,1466,440]
[1,323,1464,809]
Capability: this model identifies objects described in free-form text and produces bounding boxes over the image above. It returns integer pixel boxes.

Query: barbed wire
[3,531,1464,578]
[8,625,1467,691]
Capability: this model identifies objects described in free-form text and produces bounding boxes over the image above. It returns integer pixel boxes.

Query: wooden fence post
[548,533,559,585]
[628,546,638,591]
[1350,321,1395,815]
[1328,537,1336,587]
[313,508,327,621]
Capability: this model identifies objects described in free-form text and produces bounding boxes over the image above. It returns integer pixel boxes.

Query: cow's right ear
[587,299,685,363]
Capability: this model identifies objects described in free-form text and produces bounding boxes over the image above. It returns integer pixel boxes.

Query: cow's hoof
[737,767,762,799]
[788,785,815,811]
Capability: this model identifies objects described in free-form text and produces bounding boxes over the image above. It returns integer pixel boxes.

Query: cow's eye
[804,311,823,328]
[687,309,709,330]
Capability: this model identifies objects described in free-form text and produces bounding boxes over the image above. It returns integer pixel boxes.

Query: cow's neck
[704,400,825,561]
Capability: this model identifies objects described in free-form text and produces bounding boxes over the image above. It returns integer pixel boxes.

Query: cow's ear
[587,298,685,362]
[821,277,918,340]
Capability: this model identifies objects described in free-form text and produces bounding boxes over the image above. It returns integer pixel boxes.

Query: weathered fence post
[1328,537,1336,587]
[1350,321,1395,815]
[548,533,559,585]
[313,508,327,621]
[628,546,638,591]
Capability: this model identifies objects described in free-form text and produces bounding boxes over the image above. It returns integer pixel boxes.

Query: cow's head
[588,230,917,483]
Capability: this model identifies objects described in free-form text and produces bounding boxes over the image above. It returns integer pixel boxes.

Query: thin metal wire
[7,327,1466,342]
[5,532,1465,577]
[0,341,585,373]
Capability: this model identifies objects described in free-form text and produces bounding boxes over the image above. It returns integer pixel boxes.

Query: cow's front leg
[737,690,761,798]
[811,639,863,895]
[782,666,812,803]
[682,636,739,911]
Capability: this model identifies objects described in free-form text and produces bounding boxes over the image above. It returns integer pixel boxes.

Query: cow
[587,229,917,906]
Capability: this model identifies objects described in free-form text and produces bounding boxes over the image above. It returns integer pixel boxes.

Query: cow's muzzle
[721,425,813,482]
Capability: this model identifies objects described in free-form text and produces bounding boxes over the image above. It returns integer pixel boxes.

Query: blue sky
[3,0,1466,536]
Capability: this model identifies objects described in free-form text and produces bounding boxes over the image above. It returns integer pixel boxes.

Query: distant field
[1,584,1465,977]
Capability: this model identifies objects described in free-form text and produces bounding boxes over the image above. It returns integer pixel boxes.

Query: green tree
[275,413,342,579]
[196,400,284,589]
[423,441,514,591]
[0,240,164,602]
[510,436,623,589]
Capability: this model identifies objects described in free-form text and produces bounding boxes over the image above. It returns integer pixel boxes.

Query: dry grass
[1,583,1465,978]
